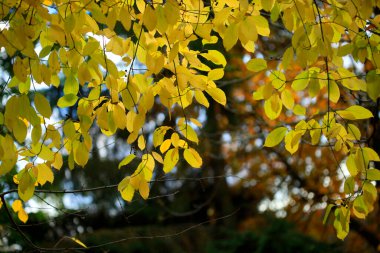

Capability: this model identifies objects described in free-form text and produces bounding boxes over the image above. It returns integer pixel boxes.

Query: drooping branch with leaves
[0,0,379,246]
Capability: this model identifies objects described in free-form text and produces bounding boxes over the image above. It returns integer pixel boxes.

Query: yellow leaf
[180,124,198,144]
[152,151,164,164]
[83,40,100,56]
[281,89,294,110]
[142,154,155,181]
[70,237,87,248]
[36,163,54,185]
[163,148,179,173]
[153,127,169,147]
[264,94,282,120]
[139,180,150,200]
[143,5,157,31]
[223,23,239,51]
[247,58,267,72]
[284,130,302,154]
[206,87,226,106]
[18,208,29,223]
[160,139,172,154]
[118,176,135,202]
[34,93,52,118]
[208,68,224,80]
[119,6,132,31]
[12,199,22,213]
[201,50,227,67]
[194,90,210,108]
[264,127,287,147]
[52,153,63,170]
[138,135,146,150]
[183,148,202,168]
[171,132,180,147]
[251,15,270,36]
[73,141,89,167]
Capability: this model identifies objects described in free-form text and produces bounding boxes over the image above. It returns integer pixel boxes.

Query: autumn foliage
[0,0,380,246]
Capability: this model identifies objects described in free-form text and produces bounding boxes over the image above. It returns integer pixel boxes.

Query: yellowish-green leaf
[364,147,380,161]
[366,70,380,102]
[34,93,52,118]
[323,204,334,224]
[291,71,309,91]
[57,94,78,108]
[119,154,136,169]
[293,104,306,116]
[337,106,373,120]
[367,169,380,181]
[247,58,267,72]
[328,80,340,103]
[264,127,287,147]
[346,154,357,177]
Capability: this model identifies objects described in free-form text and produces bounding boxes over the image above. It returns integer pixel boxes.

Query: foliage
[0,0,379,245]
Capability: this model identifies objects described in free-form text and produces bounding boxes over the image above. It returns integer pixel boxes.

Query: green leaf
[264,127,287,147]
[247,58,267,72]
